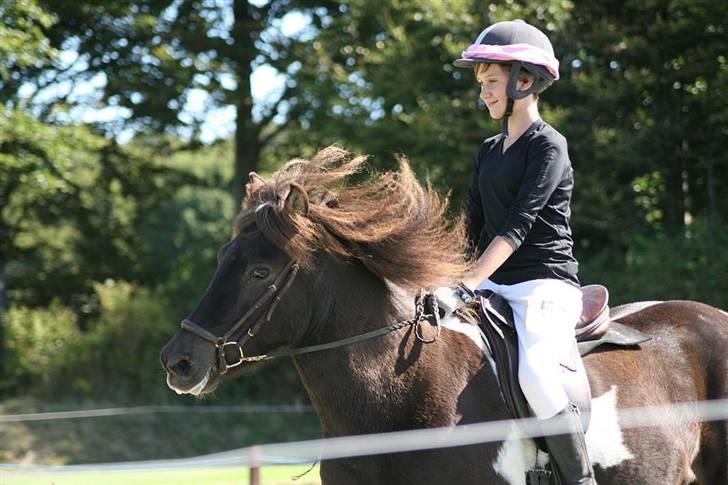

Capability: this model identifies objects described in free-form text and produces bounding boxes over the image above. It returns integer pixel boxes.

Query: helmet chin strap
[502,98,514,137]
[502,61,530,137]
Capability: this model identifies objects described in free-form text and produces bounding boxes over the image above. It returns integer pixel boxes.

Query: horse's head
[160,146,466,396]
[160,183,313,396]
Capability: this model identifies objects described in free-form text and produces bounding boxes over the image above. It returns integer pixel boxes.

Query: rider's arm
[461,235,513,289]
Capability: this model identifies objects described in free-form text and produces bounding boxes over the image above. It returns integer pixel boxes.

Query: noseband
[181,260,300,374]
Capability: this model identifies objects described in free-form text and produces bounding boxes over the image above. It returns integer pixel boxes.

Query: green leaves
[0,0,57,84]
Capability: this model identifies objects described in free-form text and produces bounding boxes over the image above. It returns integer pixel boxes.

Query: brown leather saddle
[478,284,651,437]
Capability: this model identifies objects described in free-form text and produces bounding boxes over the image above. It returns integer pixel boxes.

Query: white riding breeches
[478,278,583,419]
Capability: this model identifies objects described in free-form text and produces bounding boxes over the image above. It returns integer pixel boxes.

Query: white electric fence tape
[2,397,728,472]
[0,404,315,423]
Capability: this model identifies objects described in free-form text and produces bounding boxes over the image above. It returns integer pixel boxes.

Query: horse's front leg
[320,458,380,485]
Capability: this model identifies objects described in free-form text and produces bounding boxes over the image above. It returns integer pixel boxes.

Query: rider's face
[476,63,509,120]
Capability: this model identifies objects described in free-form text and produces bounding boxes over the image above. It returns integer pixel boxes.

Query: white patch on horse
[492,386,633,484]
[440,316,497,376]
[492,423,538,485]
[440,316,487,352]
[585,386,634,467]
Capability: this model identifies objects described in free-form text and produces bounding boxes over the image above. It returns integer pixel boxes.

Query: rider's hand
[433,283,477,317]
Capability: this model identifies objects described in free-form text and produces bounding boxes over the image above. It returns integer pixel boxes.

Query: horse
[160,146,728,484]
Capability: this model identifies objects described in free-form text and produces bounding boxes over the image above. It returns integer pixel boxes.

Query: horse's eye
[252,267,270,279]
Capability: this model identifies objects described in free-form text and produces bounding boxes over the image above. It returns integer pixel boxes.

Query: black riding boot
[544,403,596,485]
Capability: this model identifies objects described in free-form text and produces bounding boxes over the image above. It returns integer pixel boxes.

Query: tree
[1,1,197,314]
[561,0,728,234]
[1,0,62,316]
[8,0,338,204]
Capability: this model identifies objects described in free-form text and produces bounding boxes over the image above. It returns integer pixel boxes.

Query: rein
[180,261,442,374]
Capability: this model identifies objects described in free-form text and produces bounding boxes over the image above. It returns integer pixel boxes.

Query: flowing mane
[233,145,467,289]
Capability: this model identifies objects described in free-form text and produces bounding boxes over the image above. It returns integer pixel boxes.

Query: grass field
[0,464,321,485]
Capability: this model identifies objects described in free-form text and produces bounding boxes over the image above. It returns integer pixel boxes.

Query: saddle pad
[577,322,652,356]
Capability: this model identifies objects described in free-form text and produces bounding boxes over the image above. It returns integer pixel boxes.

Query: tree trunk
[662,160,686,231]
[0,217,7,375]
[231,1,261,209]
[707,159,717,222]
[0,250,5,317]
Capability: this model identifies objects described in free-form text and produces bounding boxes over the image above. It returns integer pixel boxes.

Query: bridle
[180,259,443,375]
[181,260,300,374]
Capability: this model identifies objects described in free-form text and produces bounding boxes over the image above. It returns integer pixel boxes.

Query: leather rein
[180,260,442,374]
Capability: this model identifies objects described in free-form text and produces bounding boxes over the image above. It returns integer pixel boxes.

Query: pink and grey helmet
[454,20,559,134]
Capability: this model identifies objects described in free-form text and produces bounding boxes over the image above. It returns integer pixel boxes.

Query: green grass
[0,465,321,485]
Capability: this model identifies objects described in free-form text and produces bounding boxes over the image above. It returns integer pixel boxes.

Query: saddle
[478,284,651,436]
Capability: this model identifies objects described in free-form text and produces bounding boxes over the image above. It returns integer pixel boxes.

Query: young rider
[436,19,596,484]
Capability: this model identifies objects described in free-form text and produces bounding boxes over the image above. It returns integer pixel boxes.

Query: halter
[180,260,442,374]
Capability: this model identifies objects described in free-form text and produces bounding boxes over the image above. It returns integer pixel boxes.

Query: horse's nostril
[169,356,193,378]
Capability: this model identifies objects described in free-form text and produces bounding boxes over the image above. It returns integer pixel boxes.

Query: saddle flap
[478,294,530,422]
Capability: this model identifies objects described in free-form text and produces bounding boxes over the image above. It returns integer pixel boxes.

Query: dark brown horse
[160,146,728,484]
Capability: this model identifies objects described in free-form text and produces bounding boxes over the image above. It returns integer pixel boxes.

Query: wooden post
[249,445,261,485]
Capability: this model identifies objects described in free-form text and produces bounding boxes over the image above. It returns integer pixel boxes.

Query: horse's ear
[284,183,309,216]
[249,172,265,185]
[245,172,266,201]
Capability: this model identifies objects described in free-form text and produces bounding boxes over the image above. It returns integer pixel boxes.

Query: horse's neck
[303,258,411,344]
[293,260,500,436]
[292,261,413,431]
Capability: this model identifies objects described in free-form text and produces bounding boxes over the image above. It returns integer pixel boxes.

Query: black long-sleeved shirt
[464,119,579,286]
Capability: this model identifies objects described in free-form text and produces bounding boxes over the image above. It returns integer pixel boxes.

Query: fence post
[249,445,261,485]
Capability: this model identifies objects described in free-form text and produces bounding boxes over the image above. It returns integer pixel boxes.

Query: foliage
[0,0,57,91]
[0,109,100,318]
[0,109,195,312]
[2,272,309,404]
[12,0,349,201]
[71,280,175,399]
[560,0,728,252]
[134,140,236,312]
[1,301,80,393]
[264,0,488,200]
[1,281,170,399]
[579,218,728,308]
